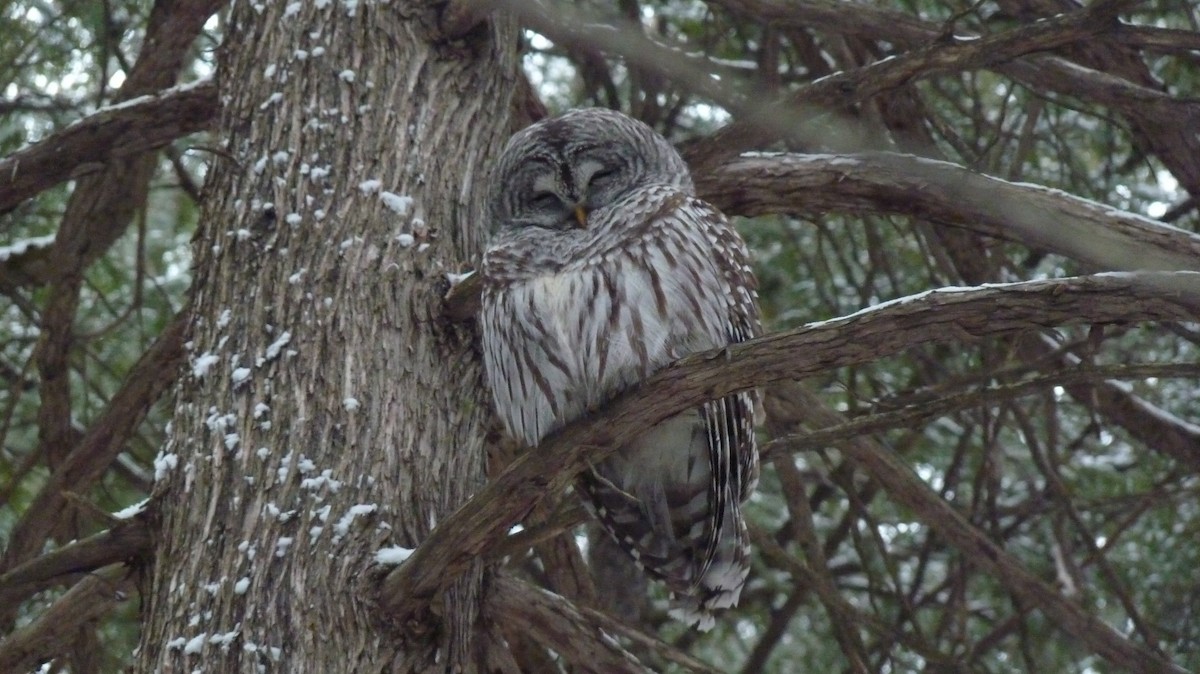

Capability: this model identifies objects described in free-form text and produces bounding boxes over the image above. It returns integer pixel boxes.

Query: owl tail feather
[667,511,751,631]
[579,467,751,630]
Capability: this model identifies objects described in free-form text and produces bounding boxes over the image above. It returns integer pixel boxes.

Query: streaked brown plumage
[480,108,760,629]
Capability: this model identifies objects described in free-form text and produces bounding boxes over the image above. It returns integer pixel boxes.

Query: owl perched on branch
[480,108,760,629]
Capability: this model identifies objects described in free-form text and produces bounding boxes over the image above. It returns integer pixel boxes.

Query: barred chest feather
[482,231,727,448]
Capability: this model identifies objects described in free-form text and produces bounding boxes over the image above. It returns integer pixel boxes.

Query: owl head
[489,108,693,232]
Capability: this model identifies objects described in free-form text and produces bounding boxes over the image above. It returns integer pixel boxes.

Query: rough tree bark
[135,1,518,671]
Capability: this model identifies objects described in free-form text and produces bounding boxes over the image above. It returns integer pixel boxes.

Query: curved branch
[0,566,136,673]
[0,78,217,217]
[386,271,1199,672]
[696,152,1200,273]
[0,518,151,608]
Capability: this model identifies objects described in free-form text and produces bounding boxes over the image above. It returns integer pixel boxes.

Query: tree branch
[0,566,136,673]
[482,0,1133,171]
[775,385,1188,674]
[1017,335,1200,473]
[687,0,1134,166]
[384,272,1200,661]
[0,78,217,218]
[695,152,1200,273]
[706,0,1200,197]
[446,152,1200,323]
[485,574,652,673]
[0,517,151,609]
[481,0,750,115]
[1,311,187,573]
[764,362,1200,472]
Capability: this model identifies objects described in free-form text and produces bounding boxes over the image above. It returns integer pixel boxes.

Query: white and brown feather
[480,109,760,629]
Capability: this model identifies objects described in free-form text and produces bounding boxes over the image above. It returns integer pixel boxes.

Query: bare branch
[487,572,722,673]
[385,272,1199,672]
[1,312,187,573]
[687,0,1135,166]
[573,604,726,674]
[774,386,1189,674]
[696,152,1200,273]
[1017,336,1200,472]
[486,573,651,673]
[764,362,1200,472]
[481,0,749,114]
[483,0,1135,171]
[703,0,1200,195]
[0,518,151,608]
[0,79,217,218]
[0,566,136,673]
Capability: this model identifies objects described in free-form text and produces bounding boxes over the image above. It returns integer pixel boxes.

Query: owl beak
[573,204,588,228]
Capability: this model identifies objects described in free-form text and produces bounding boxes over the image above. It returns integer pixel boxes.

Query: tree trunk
[135,2,519,671]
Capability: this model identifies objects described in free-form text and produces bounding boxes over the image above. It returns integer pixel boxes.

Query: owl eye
[589,168,617,186]
[529,191,560,209]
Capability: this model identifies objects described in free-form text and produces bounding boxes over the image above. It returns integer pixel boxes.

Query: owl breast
[480,189,730,447]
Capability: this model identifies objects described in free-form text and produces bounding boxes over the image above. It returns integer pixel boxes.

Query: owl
[479,108,760,629]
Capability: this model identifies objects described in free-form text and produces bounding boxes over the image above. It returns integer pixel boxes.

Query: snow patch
[264,331,292,362]
[333,504,378,542]
[380,192,413,215]
[183,633,207,654]
[376,546,414,565]
[192,353,220,378]
[445,271,473,286]
[210,629,240,650]
[154,452,179,481]
[112,498,150,519]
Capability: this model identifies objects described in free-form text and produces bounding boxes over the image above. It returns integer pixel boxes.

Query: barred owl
[480,108,760,629]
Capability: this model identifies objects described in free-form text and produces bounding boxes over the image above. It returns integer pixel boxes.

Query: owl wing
[701,198,762,501]
[578,190,760,620]
[671,195,761,594]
